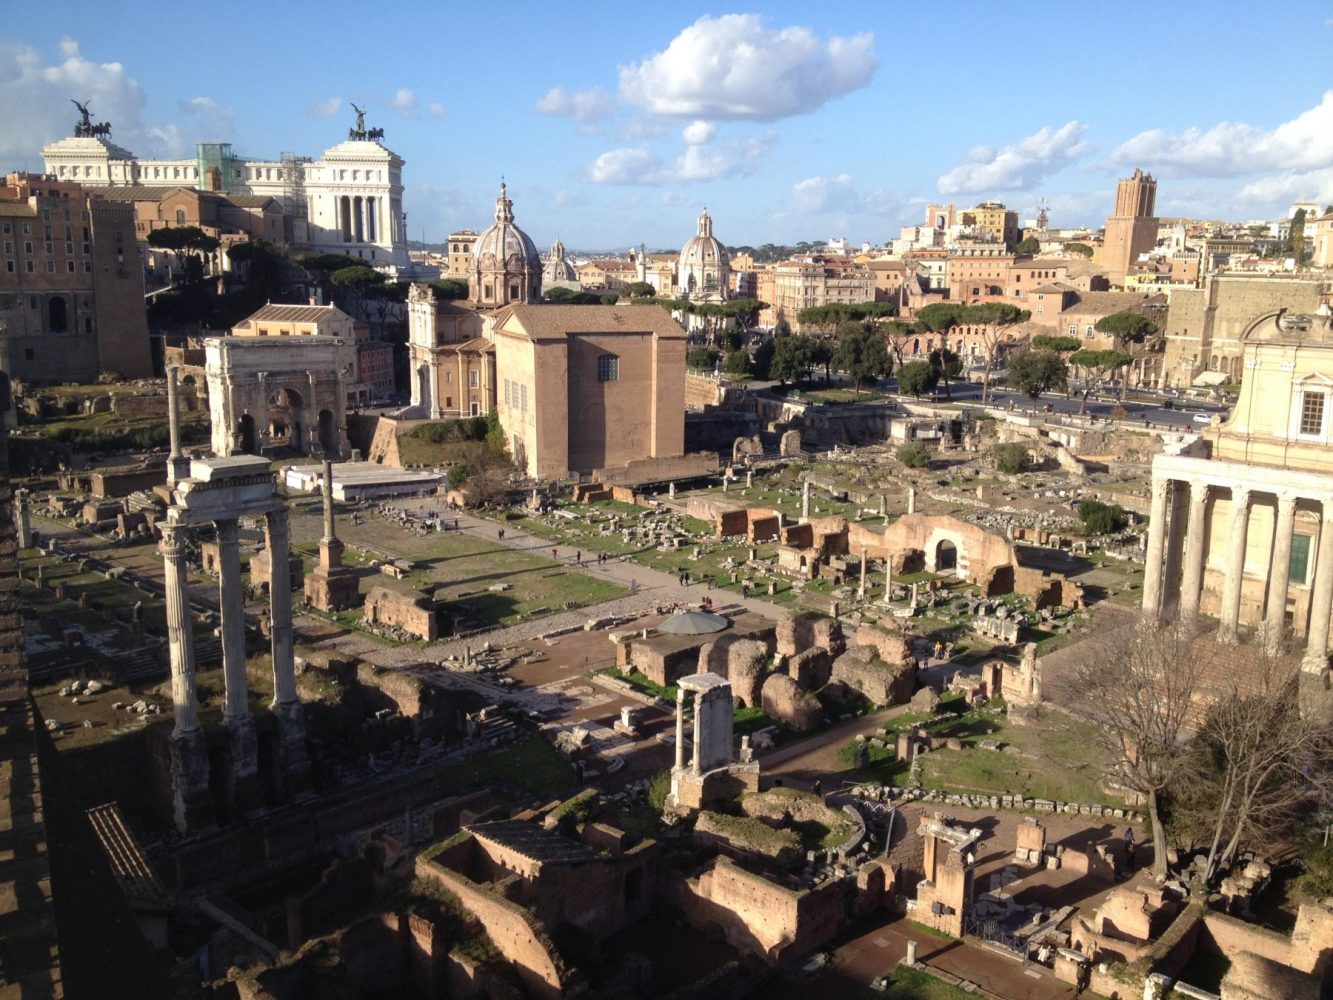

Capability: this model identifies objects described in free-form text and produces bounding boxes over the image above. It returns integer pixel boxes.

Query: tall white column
[691,693,703,774]
[1304,498,1333,672]
[1142,476,1171,617]
[674,689,687,770]
[166,366,188,484]
[160,523,200,735]
[1264,493,1299,653]
[1179,479,1210,619]
[266,508,297,709]
[216,519,249,723]
[1218,487,1252,643]
[1162,482,1189,615]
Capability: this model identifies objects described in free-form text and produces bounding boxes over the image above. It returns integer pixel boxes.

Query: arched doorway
[236,414,257,454]
[317,409,337,455]
[935,539,958,574]
[267,387,304,452]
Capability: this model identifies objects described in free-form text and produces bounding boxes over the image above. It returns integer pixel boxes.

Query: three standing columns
[1264,494,1299,653]
[1217,488,1251,644]
[161,522,211,832]
[265,508,310,790]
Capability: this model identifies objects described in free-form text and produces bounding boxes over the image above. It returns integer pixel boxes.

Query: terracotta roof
[241,304,348,324]
[224,194,278,209]
[1060,291,1152,316]
[497,303,687,343]
[90,186,203,202]
[447,336,494,354]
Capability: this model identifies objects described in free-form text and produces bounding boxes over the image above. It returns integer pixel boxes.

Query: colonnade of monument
[1142,470,1333,668]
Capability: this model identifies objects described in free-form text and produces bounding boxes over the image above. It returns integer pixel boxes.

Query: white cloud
[681,120,716,146]
[388,88,417,114]
[178,96,233,139]
[938,121,1091,195]
[310,97,342,119]
[427,102,445,118]
[1112,91,1333,177]
[588,133,777,185]
[534,86,616,122]
[618,14,875,121]
[0,37,151,164]
[1237,169,1333,209]
[790,174,912,221]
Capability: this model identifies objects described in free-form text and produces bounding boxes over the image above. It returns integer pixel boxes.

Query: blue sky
[4,2,1332,249]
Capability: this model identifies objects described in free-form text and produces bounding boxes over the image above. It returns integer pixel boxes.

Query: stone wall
[775,612,844,659]
[364,584,437,641]
[848,513,1017,586]
[831,646,914,706]
[760,672,822,730]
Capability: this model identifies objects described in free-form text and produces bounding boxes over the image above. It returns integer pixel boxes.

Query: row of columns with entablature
[1142,472,1333,669]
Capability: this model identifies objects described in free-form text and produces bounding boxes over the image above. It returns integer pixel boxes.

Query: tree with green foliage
[1094,311,1158,399]
[1069,349,1134,414]
[896,442,930,468]
[1015,235,1041,255]
[687,347,721,371]
[897,359,938,398]
[544,286,577,303]
[966,302,1031,403]
[750,336,775,380]
[1077,499,1128,534]
[796,301,897,334]
[1065,242,1094,258]
[429,278,469,300]
[1288,208,1307,261]
[882,319,917,367]
[1007,348,1068,402]
[723,348,752,378]
[833,320,892,393]
[621,281,655,299]
[928,347,963,400]
[329,264,388,323]
[1031,335,1081,353]
[913,302,968,336]
[148,225,220,285]
[769,332,814,386]
[810,339,833,383]
[600,291,620,305]
[993,442,1029,474]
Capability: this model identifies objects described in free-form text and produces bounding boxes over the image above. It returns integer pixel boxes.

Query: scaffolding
[195,142,235,194]
[280,152,309,219]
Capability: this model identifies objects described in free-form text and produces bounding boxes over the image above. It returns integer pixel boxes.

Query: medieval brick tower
[1103,169,1158,286]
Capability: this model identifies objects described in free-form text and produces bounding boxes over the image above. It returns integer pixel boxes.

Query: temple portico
[1142,453,1333,668]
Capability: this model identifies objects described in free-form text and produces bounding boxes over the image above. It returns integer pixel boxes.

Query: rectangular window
[83,261,92,273]
[3,242,10,254]
[503,379,510,406]
[469,370,479,388]
[1068,325,1076,336]
[46,261,55,273]
[67,260,75,273]
[598,355,620,382]
[24,242,32,255]
[5,261,12,273]
[1300,391,1325,435]
[1291,534,1313,585]
[521,384,528,412]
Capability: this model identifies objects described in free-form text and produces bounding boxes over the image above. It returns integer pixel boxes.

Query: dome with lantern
[469,181,542,307]
[677,208,730,302]
[542,237,577,284]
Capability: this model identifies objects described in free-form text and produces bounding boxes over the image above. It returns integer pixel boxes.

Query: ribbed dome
[474,182,540,268]
[678,209,729,300]
[543,238,577,283]
[470,181,542,306]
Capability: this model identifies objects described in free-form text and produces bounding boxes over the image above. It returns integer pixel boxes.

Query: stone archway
[267,387,305,452]
[317,408,337,455]
[236,414,257,455]
[935,539,958,574]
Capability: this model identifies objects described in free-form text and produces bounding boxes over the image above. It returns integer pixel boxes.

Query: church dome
[543,237,577,284]
[678,209,729,300]
[470,182,542,306]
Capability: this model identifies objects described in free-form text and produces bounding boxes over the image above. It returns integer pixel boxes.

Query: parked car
[1192,413,1213,424]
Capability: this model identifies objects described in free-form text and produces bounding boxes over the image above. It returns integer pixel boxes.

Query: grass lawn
[288,506,627,631]
[434,735,575,801]
[856,965,980,1000]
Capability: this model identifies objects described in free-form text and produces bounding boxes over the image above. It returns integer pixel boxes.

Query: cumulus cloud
[790,174,912,221]
[618,14,875,121]
[388,88,417,114]
[0,36,151,164]
[1237,168,1333,209]
[309,96,342,119]
[1112,91,1333,177]
[427,102,445,118]
[535,86,616,122]
[588,133,776,184]
[681,120,716,146]
[178,96,234,139]
[938,121,1091,195]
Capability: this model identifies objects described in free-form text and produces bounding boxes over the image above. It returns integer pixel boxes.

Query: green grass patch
[433,735,573,801]
[604,668,676,703]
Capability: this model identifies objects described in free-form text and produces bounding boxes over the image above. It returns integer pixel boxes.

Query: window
[1300,391,1326,435]
[469,370,479,388]
[521,384,528,412]
[1068,325,1077,337]
[1086,324,1094,336]
[83,261,92,273]
[3,242,10,254]
[67,260,75,273]
[1291,534,1313,585]
[24,242,32,255]
[23,349,33,361]
[598,355,620,382]
[4,261,11,273]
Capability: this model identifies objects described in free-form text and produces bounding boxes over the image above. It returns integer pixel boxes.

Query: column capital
[1189,478,1210,502]
[1151,477,1172,502]
[215,518,240,542]
[1277,491,1299,514]
[160,521,186,553]
[1231,485,1252,510]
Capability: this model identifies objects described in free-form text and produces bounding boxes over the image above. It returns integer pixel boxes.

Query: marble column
[1218,487,1252,643]
[161,522,211,831]
[691,693,702,774]
[1264,493,1299,653]
[166,365,188,483]
[1162,481,1189,615]
[859,547,867,598]
[1142,477,1171,617]
[265,507,309,786]
[216,519,258,811]
[674,689,687,771]
[1179,479,1211,619]
[1303,498,1333,671]
[885,556,894,604]
[14,488,31,549]
[802,479,810,519]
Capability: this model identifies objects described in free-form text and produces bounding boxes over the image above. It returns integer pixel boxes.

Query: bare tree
[1073,618,1202,877]
[1182,661,1333,886]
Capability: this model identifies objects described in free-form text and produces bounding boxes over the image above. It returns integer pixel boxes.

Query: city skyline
[4,2,1332,247]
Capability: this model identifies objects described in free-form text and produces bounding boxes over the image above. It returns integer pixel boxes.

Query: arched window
[176,209,187,224]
